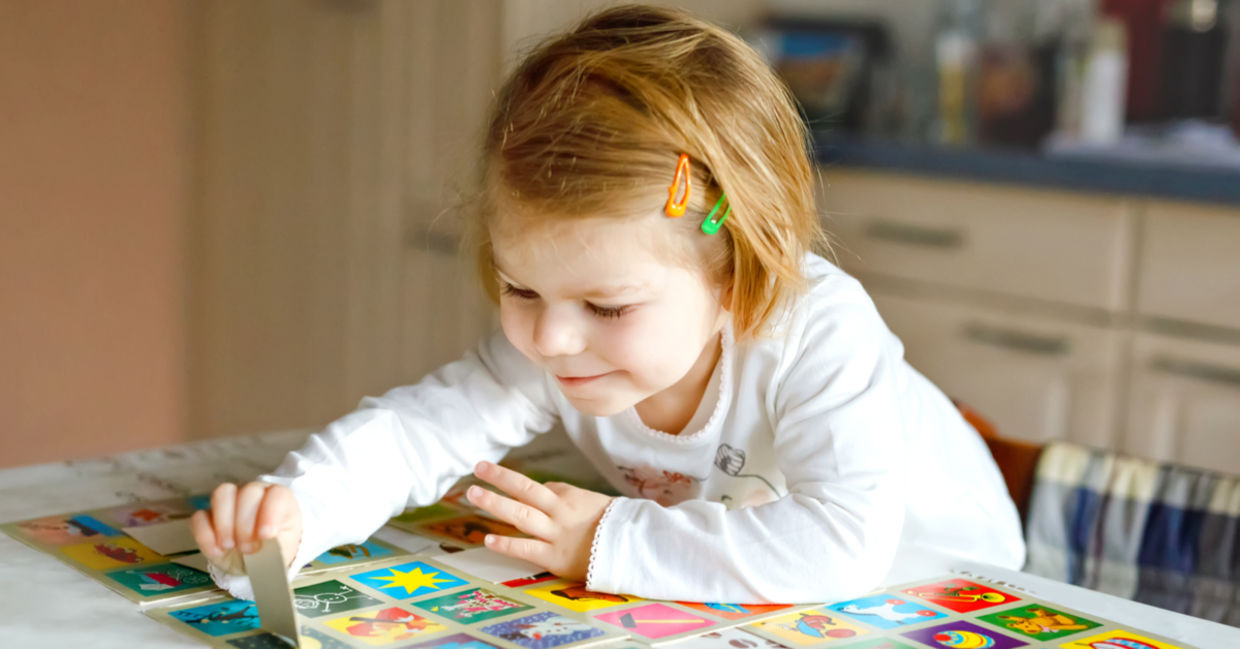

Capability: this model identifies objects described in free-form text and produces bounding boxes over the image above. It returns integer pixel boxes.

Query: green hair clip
[702,193,729,235]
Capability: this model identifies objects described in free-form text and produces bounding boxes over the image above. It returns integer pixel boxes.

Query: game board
[2,466,1200,649]
[139,555,1194,649]
[143,553,814,649]
[0,493,409,606]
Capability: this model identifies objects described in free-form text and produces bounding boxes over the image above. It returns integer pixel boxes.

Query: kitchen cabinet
[824,169,1240,473]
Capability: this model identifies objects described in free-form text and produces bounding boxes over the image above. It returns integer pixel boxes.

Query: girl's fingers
[473,461,558,512]
[466,485,554,539]
[233,482,270,553]
[190,509,220,558]
[255,485,303,568]
[210,483,238,551]
[255,485,300,540]
[483,534,552,568]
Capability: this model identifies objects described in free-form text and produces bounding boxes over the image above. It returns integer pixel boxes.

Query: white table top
[1,431,1236,648]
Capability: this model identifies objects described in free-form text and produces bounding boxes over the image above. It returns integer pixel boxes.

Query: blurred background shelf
[817,134,1240,206]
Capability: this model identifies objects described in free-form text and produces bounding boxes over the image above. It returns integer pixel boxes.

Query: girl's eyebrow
[494,266,648,300]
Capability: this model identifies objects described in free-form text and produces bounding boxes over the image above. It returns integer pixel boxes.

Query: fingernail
[241,542,255,553]
[484,534,496,546]
[467,486,481,500]
[258,525,275,539]
[220,538,234,550]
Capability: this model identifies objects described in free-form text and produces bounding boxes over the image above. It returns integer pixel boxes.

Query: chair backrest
[954,402,1043,523]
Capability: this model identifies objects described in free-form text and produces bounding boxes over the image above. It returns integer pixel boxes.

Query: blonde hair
[471,4,827,339]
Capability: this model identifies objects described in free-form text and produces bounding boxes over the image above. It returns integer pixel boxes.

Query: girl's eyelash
[501,282,632,319]
[500,282,538,300]
[588,303,631,319]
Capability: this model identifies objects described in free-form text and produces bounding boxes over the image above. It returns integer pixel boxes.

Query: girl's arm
[212,328,558,598]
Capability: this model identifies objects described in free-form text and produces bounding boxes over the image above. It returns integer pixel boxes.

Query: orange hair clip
[665,154,691,217]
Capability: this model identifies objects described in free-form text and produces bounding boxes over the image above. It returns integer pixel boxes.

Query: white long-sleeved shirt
[212,254,1025,603]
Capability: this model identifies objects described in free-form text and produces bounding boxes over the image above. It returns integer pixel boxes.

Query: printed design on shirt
[714,444,782,499]
[322,605,447,644]
[976,604,1100,640]
[752,609,869,644]
[901,578,1019,613]
[900,620,1028,649]
[615,464,702,506]
[481,610,606,649]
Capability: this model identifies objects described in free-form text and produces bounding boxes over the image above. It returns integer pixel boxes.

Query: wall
[0,1,190,467]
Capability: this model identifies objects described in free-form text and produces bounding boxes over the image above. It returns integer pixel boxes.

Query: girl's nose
[533,304,587,358]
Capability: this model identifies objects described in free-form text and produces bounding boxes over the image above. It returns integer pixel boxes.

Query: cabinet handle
[1149,356,1240,387]
[865,219,965,249]
[961,322,1071,356]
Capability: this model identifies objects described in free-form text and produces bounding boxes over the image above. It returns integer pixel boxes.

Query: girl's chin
[563,394,634,418]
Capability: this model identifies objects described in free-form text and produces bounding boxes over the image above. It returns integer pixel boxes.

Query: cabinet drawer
[1124,333,1240,474]
[821,170,1134,312]
[1138,202,1240,331]
[870,290,1123,448]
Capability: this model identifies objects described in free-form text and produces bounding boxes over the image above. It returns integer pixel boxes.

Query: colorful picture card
[749,608,872,646]
[900,619,1028,649]
[823,594,946,630]
[352,559,471,600]
[900,578,1020,613]
[976,603,1101,641]
[593,603,718,643]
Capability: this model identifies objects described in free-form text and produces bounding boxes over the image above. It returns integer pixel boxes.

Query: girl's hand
[467,461,613,582]
[189,482,303,575]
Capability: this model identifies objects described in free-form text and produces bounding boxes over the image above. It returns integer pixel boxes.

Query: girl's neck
[634,329,723,435]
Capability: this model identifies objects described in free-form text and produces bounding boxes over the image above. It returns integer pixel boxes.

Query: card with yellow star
[352,560,469,600]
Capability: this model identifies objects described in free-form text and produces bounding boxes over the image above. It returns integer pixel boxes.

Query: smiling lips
[556,372,612,387]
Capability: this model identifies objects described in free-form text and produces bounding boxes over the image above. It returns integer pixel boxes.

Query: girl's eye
[502,282,631,319]
[588,303,631,319]
[501,283,539,300]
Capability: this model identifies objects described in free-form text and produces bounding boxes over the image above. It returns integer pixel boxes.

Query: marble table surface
[2,431,1237,648]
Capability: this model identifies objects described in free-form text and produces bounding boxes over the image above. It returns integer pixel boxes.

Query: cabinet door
[1138,201,1240,331]
[822,170,1135,312]
[1125,333,1240,474]
[870,291,1123,448]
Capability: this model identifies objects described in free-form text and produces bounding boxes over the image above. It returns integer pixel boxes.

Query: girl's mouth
[556,372,611,386]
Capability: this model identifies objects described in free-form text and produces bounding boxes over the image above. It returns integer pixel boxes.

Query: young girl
[192,4,1024,604]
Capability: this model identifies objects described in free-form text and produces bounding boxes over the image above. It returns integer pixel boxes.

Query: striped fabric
[1024,441,1240,626]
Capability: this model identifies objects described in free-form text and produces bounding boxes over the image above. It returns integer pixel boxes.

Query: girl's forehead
[491,212,671,269]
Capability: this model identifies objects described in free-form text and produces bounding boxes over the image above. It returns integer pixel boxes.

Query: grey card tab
[242,541,300,646]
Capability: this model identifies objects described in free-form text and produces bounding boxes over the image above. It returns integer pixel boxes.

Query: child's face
[491,213,728,418]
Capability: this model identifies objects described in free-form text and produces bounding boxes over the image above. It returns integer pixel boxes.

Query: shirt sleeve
[212,328,558,599]
[585,277,907,604]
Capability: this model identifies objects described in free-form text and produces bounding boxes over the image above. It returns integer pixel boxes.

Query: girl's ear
[719,281,734,312]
